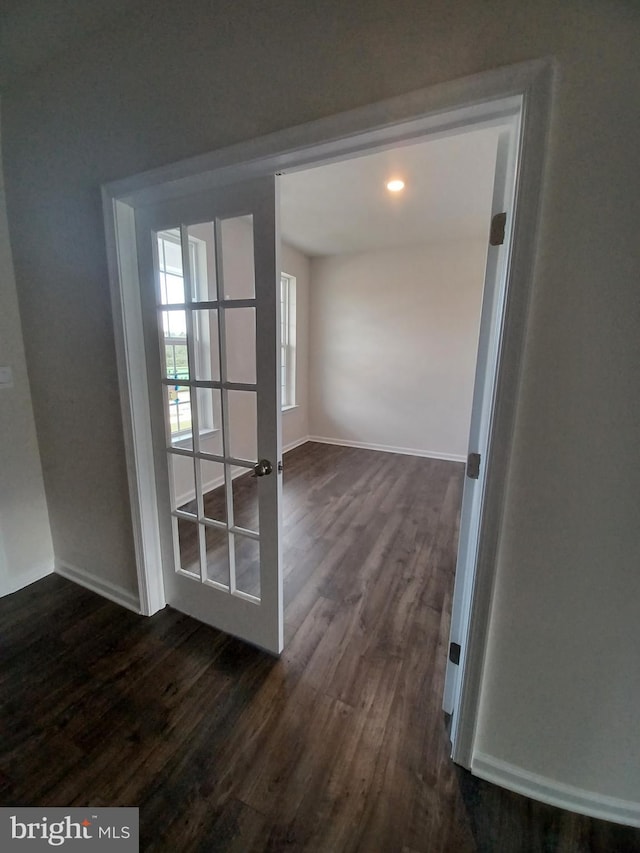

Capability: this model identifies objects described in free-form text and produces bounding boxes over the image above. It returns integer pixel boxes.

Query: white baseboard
[174,433,453,506]
[473,752,640,828]
[174,475,224,509]
[307,435,466,463]
[174,467,256,508]
[1,561,54,597]
[283,435,311,453]
[55,559,141,614]
[175,436,313,506]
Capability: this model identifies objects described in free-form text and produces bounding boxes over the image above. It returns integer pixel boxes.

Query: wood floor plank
[287,654,403,853]
[2,442,639,852]
[189,798,268,853]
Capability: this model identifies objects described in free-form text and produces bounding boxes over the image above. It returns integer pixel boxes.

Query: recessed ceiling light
[386,179,405,192]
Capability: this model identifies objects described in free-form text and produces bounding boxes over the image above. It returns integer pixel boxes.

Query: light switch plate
[0,366,14,389]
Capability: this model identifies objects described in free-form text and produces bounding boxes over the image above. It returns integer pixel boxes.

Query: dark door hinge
[466,452,481,480]
[489,211,507,246]
[449,642,461,665]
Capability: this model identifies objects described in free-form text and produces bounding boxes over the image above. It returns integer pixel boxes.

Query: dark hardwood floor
[2,442,639,852]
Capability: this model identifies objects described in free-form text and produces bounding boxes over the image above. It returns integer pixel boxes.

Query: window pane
[187,223,217,301]
[280,274,296,410]
[162,235,183,274]
[162,309,188,340]
[280,276,289,344]
[164,273,185,305]
[165,384,193,447]
[157,231,185,305]
[164,342,189,382]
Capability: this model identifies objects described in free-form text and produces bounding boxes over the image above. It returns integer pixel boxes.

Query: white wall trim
[55,560,141,614]
[448,59,554,769]
[473,753,640,828]
[1,561,54,597]
[175,469,255,508]
[308,435,465,463]
[102,196,165,617]
[283,435,311,454]
[105,61,546,206]
[174,436,313,505]
[174,475,224,510]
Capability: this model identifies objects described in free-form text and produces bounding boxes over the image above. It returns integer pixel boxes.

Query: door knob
[252,459,273,477]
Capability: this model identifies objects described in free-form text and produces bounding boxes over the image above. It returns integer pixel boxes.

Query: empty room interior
[165,127,498,638]
[2,1,640,849]
[278,129,498,645]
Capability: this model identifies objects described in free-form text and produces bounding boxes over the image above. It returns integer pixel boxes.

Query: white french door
[135,176,283,654]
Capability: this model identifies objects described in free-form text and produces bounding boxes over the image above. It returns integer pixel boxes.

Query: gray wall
[308,240,487,459]
[0,114,53,594]
[2,0,639,810]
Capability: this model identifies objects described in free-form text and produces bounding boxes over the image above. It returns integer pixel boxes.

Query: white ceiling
[280,126,500,257]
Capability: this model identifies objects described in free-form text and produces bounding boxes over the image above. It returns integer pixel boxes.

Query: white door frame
[102,57,554,768]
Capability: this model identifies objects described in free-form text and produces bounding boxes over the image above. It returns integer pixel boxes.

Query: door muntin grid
[155,216,262,602]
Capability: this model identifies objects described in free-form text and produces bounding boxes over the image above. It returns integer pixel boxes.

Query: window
[157,230,212,439]
[280,273,296,409]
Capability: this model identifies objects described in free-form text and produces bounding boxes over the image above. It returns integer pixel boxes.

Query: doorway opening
[103,59,551,769]
[275,122,502,745]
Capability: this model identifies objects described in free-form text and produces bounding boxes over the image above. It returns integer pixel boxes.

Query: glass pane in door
[234,535,260,599]
[200,459,226,523]
[225,308,256,384]
[204,525,229,588]
[156,214,263,605]
[186,222,217,301]
[232,470,259,534]
[193,310,220,381]
[227,390,258,462]
[196,388,223,454]
[171,455,197,515]
[176,517,200,577]
[220,215,255,299]
[165,385,193,449]
[157,229,185,304]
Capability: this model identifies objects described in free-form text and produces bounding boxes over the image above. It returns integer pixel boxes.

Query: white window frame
[157,229,215,442]
[280,272,296,410]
